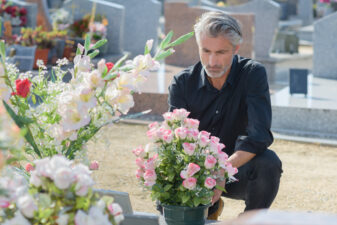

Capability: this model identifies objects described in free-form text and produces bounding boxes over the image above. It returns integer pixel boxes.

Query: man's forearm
[228,150,255,168]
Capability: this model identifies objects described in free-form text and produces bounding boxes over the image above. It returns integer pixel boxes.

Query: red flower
[19,7,27,15]
[106,62,114,72]
[5,6,12,14]
[20,16,27,26]
[12,78,31,98]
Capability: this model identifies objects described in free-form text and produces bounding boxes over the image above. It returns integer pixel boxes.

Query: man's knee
[252,149,282,177]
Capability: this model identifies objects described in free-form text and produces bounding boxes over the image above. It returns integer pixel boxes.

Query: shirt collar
[198,55,238,90]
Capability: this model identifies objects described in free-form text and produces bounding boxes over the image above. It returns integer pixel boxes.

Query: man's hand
[212,179,226,205]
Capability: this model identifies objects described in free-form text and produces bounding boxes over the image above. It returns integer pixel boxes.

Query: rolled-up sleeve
[168,76,188,112]
[234,65,273,155]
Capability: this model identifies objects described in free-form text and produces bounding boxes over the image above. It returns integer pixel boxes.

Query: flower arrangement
[0,155,124,225]
[89,14,108,43]
[0,0,27,27]
[133,108,238,207]
[69,15,90,38]
[0,30,194,163]
[51,8,73,31]
[17,26,54,49]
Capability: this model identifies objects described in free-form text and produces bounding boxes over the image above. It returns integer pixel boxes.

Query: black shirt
[168,55,273,156]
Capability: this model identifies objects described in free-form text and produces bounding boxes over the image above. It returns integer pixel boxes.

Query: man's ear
[234,45,240,55]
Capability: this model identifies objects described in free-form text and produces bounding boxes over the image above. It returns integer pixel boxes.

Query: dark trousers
[208,149,283,215]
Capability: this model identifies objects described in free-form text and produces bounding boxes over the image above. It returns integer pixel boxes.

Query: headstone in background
[25,0,53,31]
[11,0,38,29]
[289,68,308,95]
[63,0,125,57]
[313,12,337,80]
[298,0,313,26]
[105,0,161,58]
[202,0,280,59]
[164,2,254,67]
[226,0,251,5]
[47,0,64,8]
[272,31,299,54]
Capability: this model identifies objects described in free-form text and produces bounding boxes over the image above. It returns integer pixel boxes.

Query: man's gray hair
[194,11,243,47]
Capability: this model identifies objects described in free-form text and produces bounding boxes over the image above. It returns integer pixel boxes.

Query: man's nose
[208,54,217,67]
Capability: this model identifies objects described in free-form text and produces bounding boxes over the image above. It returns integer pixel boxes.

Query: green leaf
[144,44,150,55]
[159,31,173,49]
[215,184,227,193]
[167,31,194,47]
[114,54,129,69]
[84,33,91,53]
[193,197,201,207]
[88,50,100,59]
[163,184,172,192]
[31,94,36,105]
[0,40,6,60]
[92,39,107,49]
[76,47,82,55]
[182,194,190,203]
[103,72,118,81]
[155,48,175,61]
[168,172,175,182]
[3,100,41,157]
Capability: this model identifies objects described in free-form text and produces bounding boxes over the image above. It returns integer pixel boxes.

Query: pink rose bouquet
[0,155,124,225]
[133,109,238,207]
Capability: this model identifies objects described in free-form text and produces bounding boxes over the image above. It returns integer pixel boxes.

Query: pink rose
[146,128,157,141]
[135,158,145,168]
[54,167,74,189]
[182,142,196,156]
[174,127,188,139]
[136,169,144,179]
[210,136,220,143]
[132,146,145,158]
[204,155,217,169]
[163,112,174,121]
[180,170,188,179]
[144,169,157,182]
[89,161,99,170]
[217,152,229,167]
[199,130,210,138]
[0,197,10,208]
[226,163,238,177]
[204,177,216,189]
[25,163,34,172]
[198,135,210,147]
[148,121,159,129]
[187,163,200,177]
[184,118,200,129]
[145,156,157,170]
[162,129,173,143]
[144,180,156,187]
[187,128,199,140]
[172,108,190,120]
[182,177,197,190]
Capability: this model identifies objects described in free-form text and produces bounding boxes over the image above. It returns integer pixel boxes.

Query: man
[168,11,283,220]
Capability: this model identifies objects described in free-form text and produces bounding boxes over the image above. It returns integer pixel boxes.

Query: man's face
[198,33,239,78]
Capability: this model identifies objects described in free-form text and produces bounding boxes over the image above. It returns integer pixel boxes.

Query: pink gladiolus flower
[184,118,200,129]
[132,146,145,158]
[187,163,200,177]
[174,127,188,139]
[25,163,34,172]
[204,177,216,189]
[135,158,145,168]
[183,177,197,190]
[182,142,196,156]
[204,155,217,169]
[89,161,99,170]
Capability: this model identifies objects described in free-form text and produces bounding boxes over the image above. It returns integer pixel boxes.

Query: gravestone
[164,2,255,67]
[272,31,299,54]
[201,0,280,59]
[11,0,38,29]
[25,0,53,31]
[298,0,313,26]
[63,0,125,57]
[313,12,337,80]
[105,0,161,58]
[289,68,308,95]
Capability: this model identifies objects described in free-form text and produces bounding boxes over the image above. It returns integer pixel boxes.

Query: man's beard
[203,65,228,78]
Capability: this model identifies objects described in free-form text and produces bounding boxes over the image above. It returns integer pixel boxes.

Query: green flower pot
[162,204,210,225]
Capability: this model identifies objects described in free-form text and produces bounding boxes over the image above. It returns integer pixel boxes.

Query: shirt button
[215,110,219,114]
